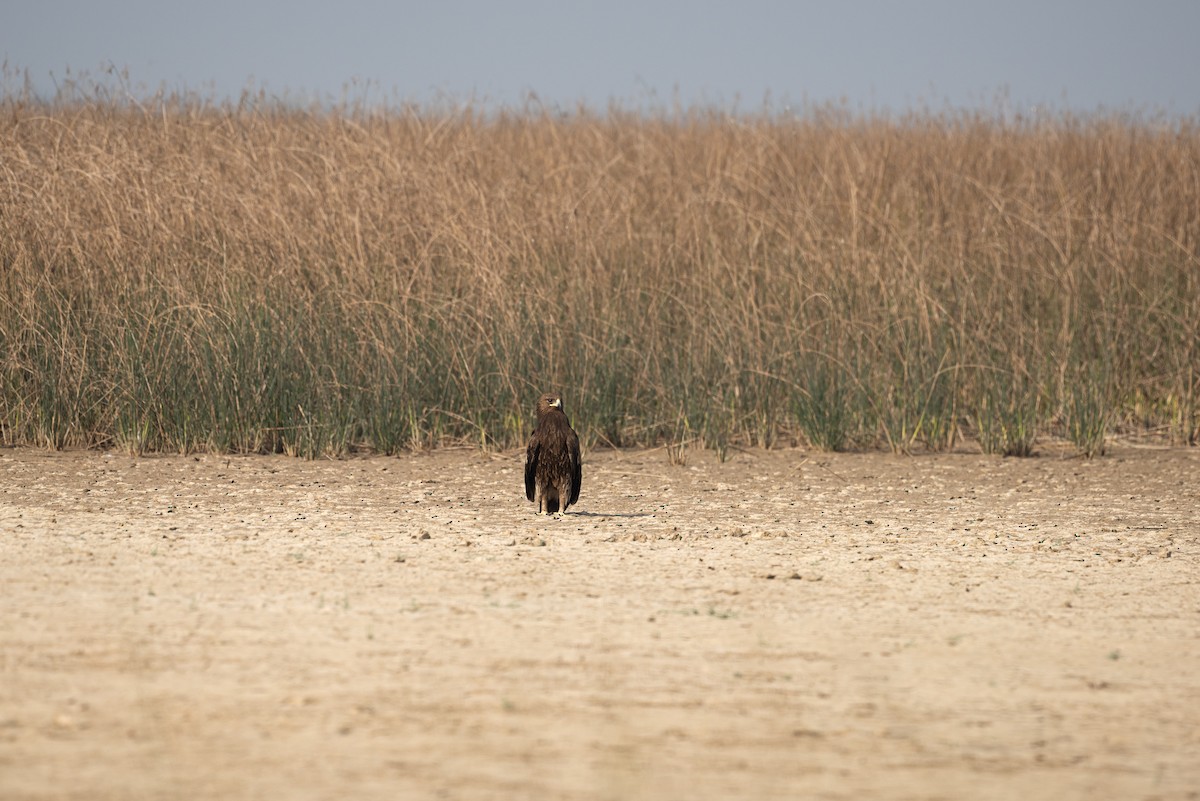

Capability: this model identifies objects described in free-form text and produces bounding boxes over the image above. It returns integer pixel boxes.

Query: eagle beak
[551,398,561,407]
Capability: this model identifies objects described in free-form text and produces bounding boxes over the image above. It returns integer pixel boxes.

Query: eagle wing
[568,428,582,506]
[524,431,540,502]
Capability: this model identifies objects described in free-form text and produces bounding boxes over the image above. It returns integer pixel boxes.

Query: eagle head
[537,393,564,416]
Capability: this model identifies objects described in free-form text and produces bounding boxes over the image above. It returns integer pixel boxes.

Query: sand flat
[1,445,1198,800]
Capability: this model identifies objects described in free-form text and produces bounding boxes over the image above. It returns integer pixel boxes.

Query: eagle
[524,393,582,515]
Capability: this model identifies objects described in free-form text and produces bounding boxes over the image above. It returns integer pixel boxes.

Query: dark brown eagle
[524,393,582,515]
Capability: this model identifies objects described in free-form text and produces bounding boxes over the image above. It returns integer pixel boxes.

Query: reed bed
[1,86,1197,457]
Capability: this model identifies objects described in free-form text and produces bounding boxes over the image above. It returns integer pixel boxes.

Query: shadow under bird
[524,393,582,515]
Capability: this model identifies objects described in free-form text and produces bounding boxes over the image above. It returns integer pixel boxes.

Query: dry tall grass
[2,86,1197,456]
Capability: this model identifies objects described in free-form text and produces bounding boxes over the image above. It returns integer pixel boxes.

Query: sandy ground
[1,442,1198,801]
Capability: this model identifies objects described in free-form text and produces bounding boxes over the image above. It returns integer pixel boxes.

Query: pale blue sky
[4,0,1199,114]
